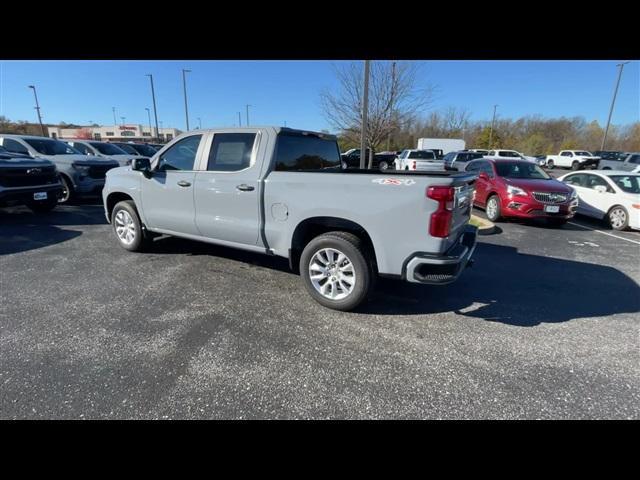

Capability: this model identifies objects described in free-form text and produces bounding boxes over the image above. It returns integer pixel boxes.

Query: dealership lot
[1,202,639,419]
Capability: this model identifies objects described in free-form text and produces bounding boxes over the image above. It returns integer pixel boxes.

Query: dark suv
[0,146,63,212]
[443,151,485,171]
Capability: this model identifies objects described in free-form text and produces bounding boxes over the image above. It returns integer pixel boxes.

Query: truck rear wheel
[58,175,74,204]
[299,231,373,311]
[571,161,580,170]
[546,160,554,169]
[111,200,148,252]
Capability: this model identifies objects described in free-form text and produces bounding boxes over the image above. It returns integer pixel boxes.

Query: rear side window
[207,133,256,171]
[275,133,341,171]
[71,143,91,155]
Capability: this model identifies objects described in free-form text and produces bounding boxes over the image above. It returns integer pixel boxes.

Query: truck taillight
[412,160,416,170]
[427,186,455,238]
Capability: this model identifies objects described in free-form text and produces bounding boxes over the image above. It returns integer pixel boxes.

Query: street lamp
[112,107,117,125]
[145,108,152,138]
[197,117,202,129]
[146,74,160,142]
[245,104,252,126]
[238,112,242,127]
[27,85,45,136]
[489,104,499,149]
[360,60,370,169]
[182,69,191,130]
[601,61,631,150]
[120,116,126,126]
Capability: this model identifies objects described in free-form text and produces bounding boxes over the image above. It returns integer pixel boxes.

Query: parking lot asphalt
[1,198,639,419]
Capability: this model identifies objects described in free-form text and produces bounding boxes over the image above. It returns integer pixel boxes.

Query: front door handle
[177,180,191,187]
[236,184,255,192]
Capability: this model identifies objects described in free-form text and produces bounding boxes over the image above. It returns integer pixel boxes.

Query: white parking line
[567,221,640,246]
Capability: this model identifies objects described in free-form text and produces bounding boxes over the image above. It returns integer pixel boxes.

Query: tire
[111,200,148,252]
[485,194,502,222]
[27,197,57,213]
[571,161,580,171]
[299,231,373,311]
[57,175,74,204]
[379,161,389,171]
[608,205,629,231]
[547,160,554,169]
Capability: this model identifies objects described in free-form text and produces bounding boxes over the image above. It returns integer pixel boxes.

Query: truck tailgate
[445,175,476,250]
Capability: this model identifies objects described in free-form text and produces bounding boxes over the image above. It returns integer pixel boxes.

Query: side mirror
[479,172,489,180]
[132,157,152,178]
[594,185,607,194]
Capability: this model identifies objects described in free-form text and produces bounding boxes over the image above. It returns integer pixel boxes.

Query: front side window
[157,135,202,171]
[115,143,138,155]
[585,174,612,192]
[70,143,91,155]
[466,161,481,172]
[628,155,640,165]
[274,132,341,171]
[480,162,495,177]
[207,133,256,171]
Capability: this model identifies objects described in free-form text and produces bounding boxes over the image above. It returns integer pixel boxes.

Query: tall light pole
[146,74,160,142]
[120,116,126,126]
[488,104,498,149]
[145,108,152,137]
[245,104,252,126]
[112,107,117,125]
[601,61,630,150]
[182,68,191,130]
[238,112,242,127]
[28,85,45,136]
[197,117,202,129]
[360,60,370,169]
[284,120,287,127]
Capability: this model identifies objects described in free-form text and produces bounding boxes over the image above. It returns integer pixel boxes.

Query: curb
[470,215,498,236]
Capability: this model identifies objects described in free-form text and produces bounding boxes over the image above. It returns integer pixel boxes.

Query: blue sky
[0,60,637,132]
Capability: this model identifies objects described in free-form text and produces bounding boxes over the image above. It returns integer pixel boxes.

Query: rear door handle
[236,184,255,192]
[177,180,191,187]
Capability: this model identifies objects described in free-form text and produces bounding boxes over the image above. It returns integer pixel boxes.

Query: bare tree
[320,61,436,168]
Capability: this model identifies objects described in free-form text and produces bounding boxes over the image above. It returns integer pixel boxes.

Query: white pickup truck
[102,127,478,311]
[545,150,600,170]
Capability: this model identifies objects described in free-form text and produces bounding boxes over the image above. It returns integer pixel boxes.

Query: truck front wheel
[546,160,554,169]
[300,231,373,311]
[111,200,148,252]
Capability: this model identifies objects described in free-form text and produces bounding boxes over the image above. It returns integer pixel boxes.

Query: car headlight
[72,164,90,173]
[507,185,528,197]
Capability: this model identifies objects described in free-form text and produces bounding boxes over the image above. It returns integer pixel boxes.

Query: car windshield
[609,175,640,194]
[408,150,435,159]
[114,143,138,154]
[90,142,128,155]
[495,162,551,179]
[129,144,157,157]
[24,138,80,155]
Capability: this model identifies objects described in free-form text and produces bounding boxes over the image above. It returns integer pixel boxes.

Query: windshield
[129,144,157,157]
[495,161,551,179]
[90,142,128,155]
[408,150,435,159]
[114,143,139,155]
[610,175,640,194]
[25,138,80,155]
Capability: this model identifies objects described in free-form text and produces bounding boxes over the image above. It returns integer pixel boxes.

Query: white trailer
[417,138,466,155]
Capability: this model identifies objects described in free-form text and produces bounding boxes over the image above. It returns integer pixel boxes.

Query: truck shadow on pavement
[0,204,105,255]
[366,242,640,326]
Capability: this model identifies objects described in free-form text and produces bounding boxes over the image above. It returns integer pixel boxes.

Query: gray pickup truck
[0,134,119,203]
[102,127,478,311]
[599,152,640,172]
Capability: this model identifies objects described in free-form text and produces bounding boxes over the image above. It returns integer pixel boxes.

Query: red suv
[466,158,579,226]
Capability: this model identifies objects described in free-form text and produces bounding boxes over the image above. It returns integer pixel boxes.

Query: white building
[47,124,182,143]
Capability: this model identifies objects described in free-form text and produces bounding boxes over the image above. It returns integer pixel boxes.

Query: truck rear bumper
[403,225,478,284]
